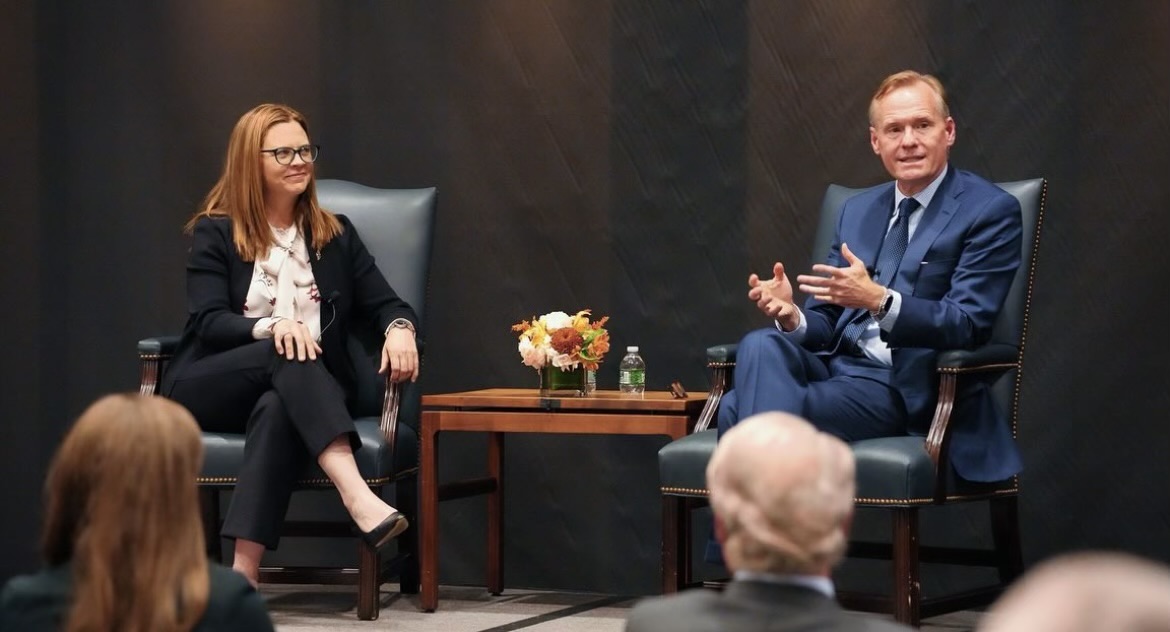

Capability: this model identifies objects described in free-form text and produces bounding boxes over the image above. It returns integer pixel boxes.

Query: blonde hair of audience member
[982,552,1170,632]
[41,394,209,632]
[184,103,342,262]
[708,411,855,576]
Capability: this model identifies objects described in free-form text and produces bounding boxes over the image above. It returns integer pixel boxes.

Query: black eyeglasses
[260,144,320,165]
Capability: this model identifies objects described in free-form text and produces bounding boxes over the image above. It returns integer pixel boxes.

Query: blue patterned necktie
[840,196,919,354]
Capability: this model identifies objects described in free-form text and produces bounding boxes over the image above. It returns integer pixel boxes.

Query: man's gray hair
[708,411,855,575]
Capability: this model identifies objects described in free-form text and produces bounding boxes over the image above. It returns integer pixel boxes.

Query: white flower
[518,337,546,369]
[539,311,573,331]
[550,352,579,370]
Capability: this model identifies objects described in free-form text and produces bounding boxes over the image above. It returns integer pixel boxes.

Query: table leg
[419,412,440,612]
[486,431,504,595]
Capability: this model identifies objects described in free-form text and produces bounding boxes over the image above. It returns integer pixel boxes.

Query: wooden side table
[418,388,707,611]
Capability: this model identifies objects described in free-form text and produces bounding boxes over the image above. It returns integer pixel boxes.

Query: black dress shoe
[360,511,409,552]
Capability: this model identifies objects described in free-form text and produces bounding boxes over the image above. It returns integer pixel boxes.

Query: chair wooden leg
[357,541,379,620]
[661,496,684,594]
[397,475,420,594]
[892,508,921,627]
[199,487,222,562]
[990,496,1024,584]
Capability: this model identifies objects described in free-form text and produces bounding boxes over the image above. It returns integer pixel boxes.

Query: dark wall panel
[0,0,44,580]
[430,0,621,590]
[3,0,1169,597]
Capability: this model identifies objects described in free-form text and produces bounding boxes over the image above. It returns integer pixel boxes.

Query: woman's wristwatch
[384,318,416,337]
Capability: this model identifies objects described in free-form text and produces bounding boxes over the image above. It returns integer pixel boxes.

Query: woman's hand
[272,318,321,361]
[379,328,419,383]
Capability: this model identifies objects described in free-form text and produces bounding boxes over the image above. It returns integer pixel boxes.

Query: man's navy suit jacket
[803,167,1023,481]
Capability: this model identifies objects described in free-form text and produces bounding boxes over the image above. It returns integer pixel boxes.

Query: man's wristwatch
[871,289,894,320]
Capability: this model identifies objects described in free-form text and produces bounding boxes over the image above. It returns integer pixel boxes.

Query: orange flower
[549,327,584,355]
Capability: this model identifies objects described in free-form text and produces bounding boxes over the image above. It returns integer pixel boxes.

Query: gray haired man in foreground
[626,411,909,631]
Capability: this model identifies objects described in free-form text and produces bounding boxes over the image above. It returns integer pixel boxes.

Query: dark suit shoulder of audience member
[628,579,909,631]
[0,564,272,632]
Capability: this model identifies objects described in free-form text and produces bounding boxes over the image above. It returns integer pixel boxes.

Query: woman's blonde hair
[185,103,342,261]
[42,394,210,632]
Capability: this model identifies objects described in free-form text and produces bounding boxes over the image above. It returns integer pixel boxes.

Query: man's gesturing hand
[796,243,886,311]
[748,262,800,331]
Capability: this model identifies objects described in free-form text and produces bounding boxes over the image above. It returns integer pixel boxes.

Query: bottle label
[619,369,645,386]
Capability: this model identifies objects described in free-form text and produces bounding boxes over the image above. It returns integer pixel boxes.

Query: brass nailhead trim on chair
[1011,180,1046,441]
[855,486,1019,506]
[938,362,1018,375]
[660,486,711,497]
[197,475,403,486]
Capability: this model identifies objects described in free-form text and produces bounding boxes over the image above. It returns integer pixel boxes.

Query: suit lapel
[896,168,961,290]
[228,237,253,312]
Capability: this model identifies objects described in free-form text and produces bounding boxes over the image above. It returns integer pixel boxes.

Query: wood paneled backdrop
[2,1,1167,596]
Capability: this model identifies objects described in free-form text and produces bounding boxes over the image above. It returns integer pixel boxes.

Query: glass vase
[539,365,587,398]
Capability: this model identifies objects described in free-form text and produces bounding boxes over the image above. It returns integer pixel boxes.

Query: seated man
[719,69,1023,483]
[627,412,910,631]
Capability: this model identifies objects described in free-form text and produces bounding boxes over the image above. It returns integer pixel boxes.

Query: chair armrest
[696,343,738,432]
[378,341,426,459]
[138,336,180,356]
[706,343,738,365]
[936,343,1019,372]
[925,342,1020,501]
[380,378,403,456]
[138,336,179,396]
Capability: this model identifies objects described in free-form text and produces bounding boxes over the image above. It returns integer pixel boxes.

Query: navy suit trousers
[717,328,908,441]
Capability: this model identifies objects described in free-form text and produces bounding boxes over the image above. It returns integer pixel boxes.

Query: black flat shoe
[360,511,409,551]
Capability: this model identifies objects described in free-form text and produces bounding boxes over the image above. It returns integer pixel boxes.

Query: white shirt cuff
[877,290,902,331]
[775,308,807,343]
[252,316,281,339]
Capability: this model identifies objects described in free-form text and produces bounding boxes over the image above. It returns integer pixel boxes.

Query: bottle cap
[627,346,639,352]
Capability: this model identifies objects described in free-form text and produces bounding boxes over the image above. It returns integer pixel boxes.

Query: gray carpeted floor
[262,583,982,631]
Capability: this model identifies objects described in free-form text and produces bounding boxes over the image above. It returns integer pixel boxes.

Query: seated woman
[0,394,275,631]
[160,103,420,585]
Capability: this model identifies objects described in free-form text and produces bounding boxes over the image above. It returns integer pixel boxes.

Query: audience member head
[868,69,956,196]
[982,552,1170,632]
[41,393,209,632]
[188,103,339,261]
[707,411,855,576]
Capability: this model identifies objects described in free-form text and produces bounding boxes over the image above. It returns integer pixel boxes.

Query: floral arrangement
[512,310,611,371]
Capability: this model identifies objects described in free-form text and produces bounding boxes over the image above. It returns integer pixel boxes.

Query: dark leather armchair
[138,180,437,620]
[658,179,1046,626]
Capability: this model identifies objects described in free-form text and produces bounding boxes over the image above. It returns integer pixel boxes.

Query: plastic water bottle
[619,346,646,394]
